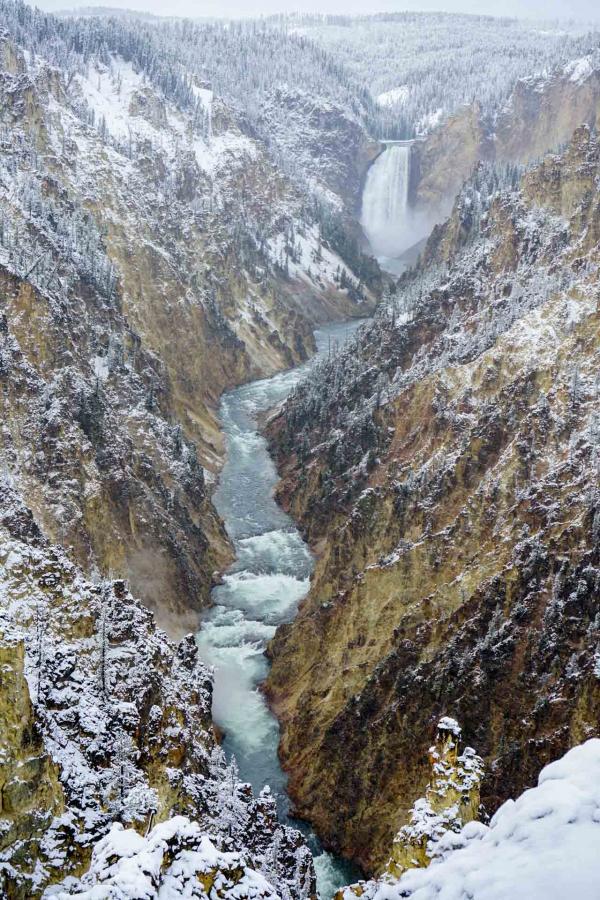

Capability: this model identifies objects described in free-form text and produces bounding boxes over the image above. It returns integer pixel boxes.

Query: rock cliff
[409,52,600,229]
[266,125,600,873]
[0,24,378,632]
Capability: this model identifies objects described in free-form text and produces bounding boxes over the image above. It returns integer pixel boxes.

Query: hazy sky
[34,0,600,21]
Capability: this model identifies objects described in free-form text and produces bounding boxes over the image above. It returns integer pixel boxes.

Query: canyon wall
[409,55,600,229]
[266,125,600,873]
[0,32,378,633]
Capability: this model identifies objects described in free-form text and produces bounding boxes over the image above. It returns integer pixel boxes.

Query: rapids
[197,321,364,898]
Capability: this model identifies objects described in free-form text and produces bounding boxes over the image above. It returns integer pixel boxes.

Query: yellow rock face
[495,70,600,165]
[410,64,600,224]
[0,634,67,899]
[411,103,490,218]
[266,126,600,874]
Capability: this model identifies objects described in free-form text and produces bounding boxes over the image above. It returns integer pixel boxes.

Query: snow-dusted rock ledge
[342,739,600,900]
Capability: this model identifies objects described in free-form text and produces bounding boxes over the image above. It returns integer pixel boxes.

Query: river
[196,320,365,899]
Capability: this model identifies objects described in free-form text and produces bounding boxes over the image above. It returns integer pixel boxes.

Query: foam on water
[234,530,312,577]
[197,319,365,896]
[314,851,362,900]
[214,572,310,624]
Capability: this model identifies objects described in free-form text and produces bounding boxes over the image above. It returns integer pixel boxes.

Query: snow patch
[564,56,594,85]
[376,86,409,108]
[49,817,280,899]
[437,716,461,736]
[417,107,444,134]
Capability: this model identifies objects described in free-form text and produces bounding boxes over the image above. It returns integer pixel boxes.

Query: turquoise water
[197,321,364,898]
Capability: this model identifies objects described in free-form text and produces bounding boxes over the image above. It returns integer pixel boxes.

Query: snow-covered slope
[6,4,381,220]
[0,13,380,631]
[49,817,284,899]
[289,13,599,139]
[343,739,600,900]
[266,126,600,873]
[0,481,314,898]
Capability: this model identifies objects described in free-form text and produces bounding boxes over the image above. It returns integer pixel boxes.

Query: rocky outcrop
[0,30,378,633]
[385,718,482,879]
[339,718,483,897]
[0,482,315,898]
[265,126,600,872]
[495,58,600,165]
[409,53,600,227]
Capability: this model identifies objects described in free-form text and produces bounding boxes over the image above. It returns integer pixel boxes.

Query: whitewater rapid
[197,321,364,899]
[361,143,411,266]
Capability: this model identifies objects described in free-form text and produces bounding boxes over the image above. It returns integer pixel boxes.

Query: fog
[37,0,600,22]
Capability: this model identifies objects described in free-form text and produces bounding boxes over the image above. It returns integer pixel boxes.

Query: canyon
[0,16,380,636]
[0,6,599,899]
[266,122,600,873]
[0,8,378,896]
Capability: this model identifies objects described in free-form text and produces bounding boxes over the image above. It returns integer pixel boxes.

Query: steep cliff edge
[0,482,315,898]
[266,125,600,872]
[0,22,379,631]
[409,52,600,228]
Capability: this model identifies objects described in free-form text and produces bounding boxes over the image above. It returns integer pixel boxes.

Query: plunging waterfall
[360,143,411,261]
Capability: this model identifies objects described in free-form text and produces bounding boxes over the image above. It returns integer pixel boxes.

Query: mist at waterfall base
[361,143,439,273]
[196,321,364,899]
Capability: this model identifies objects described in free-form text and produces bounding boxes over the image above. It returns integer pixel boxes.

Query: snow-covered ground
[47,817,280,899]
[350,739,600,900]
[564,55,595,85]
[74,57,258,179]
[268,221,360,294]
[376,86,409,108]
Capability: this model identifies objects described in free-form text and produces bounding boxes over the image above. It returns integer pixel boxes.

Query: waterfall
[360,143,411,260]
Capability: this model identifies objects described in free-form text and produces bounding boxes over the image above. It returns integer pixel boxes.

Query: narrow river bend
[196,320,364,899]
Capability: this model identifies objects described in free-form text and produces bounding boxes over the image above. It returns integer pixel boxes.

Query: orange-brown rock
[265,126,600,873]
